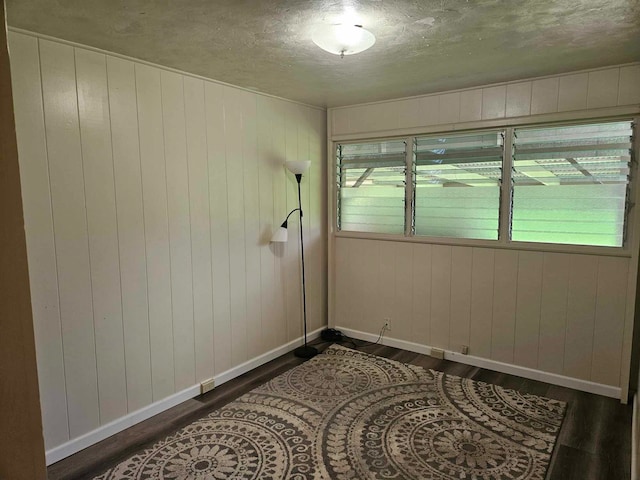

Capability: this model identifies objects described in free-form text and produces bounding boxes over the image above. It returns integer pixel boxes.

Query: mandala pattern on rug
[94,344,566,480]
[319,382,552,479]
[261,344,426,412]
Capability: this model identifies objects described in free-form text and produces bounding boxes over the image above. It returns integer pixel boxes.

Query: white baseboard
[213,328,322,385]
[45,327,323,465]
[45,385,200,465]
[633,393,638,480]
[337,327,621,399]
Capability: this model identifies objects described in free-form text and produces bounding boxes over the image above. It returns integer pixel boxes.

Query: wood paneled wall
[335,238,628,388]
[328,63,640,398]
[331,64,640,137]
[9,31,326,451]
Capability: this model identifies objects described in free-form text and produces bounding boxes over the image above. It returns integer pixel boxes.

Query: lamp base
[294,345,318,359]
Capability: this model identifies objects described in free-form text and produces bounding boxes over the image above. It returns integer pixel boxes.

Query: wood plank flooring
[48,338,633,480]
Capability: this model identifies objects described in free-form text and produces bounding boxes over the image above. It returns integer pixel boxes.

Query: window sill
[332,230,632,258]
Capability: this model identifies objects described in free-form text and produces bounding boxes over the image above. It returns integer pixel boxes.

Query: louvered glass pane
[511,122,632,247]
[413,131,503,240]
[512,121,633,247]
[337,140,406,234]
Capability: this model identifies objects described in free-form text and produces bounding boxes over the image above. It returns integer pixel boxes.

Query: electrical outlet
[461,345,469,355]
[383,318,391,331]
[430,348,444,360]
[200,378,215,395]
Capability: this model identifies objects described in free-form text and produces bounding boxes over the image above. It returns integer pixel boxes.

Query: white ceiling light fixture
[311,24,376,58]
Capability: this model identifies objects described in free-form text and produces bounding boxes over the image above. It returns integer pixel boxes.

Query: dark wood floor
[48,338,633,480]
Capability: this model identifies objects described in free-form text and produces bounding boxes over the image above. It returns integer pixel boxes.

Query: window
[337,140,406,234]
[413,131,503,240]
[335,119,635,249]
[512,121,633,247]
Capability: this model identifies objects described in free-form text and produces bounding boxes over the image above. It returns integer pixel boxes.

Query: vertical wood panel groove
[240,97,250,354]
[450,247,472,352]
[535,257,543,370]
[448,250,453,347]
[469,248,494,358]
[489,251,499,360]
[561,261,570,376]
[133,63,154,398]
[591,257,627,386]
[560,259,572,377]
[132,59,154,404]
[590,258,601,381]
[512,256,518,364]
[513,251,543,369]
[225,88,248,365]
[257,97,275,350]
[284,103,302,343]
[159,73,178,390]
[271,100,287,348]
[243,93,262,359]
[104,52,130,414]
[38,36,72,442]
[538,253,569,375]
[205,81,233,374]
[72,46,102,425]
[202,80,215,377]
[181,77,197,379]
[137,64,157,395]
[563,256,598,380]
[184,76,214,381]
[225,98,235,366]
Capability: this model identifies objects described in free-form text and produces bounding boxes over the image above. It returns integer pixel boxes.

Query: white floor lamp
[270,160,317,359]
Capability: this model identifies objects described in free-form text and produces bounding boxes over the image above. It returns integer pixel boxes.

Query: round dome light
[311,24,376,57]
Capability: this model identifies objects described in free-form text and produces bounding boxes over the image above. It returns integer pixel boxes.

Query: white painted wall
[9,31,326,453]
[328,64,640,399]
[335,239,628,387]
[330,64,640,138]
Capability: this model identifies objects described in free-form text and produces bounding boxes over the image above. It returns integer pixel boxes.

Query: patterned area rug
[94,345,566,479]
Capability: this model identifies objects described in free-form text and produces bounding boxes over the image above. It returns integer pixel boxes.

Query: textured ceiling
[6,0,640,107]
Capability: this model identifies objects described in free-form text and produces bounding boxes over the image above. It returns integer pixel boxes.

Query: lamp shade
[311,24,376,56]
[270,226,288,243]
[285,160,311,175]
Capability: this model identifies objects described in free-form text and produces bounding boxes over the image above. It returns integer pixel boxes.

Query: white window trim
[332,116,638,258]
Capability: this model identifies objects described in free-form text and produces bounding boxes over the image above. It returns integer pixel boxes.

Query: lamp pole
[293,172,316,358]
[270,161,317,359]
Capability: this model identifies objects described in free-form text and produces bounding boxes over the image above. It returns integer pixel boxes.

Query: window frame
[335,137,409,235]
[412,128,507,241]
[509,120,634,249]
[332,116,637,257]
